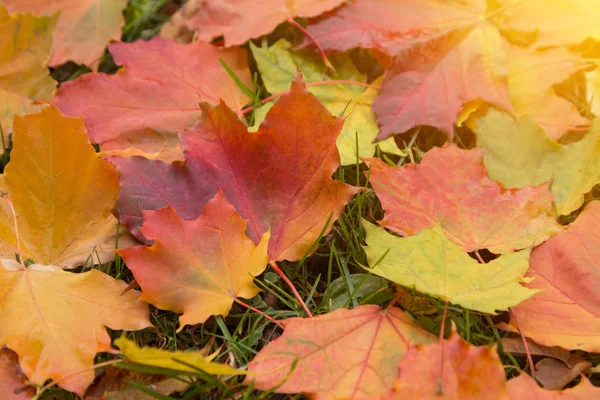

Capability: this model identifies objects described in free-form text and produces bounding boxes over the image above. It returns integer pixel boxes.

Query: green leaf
[476,109,600,215]
[321,273,391,310]
[361,220,538,314]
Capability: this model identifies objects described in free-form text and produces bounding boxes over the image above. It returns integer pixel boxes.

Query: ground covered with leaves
[1,0,600,399]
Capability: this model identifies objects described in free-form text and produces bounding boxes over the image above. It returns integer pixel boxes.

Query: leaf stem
[286,17,335,72]
[234,297,285,329]
[385,288,408,310]
[437,301,449,396]
[269,260,313,318]
[509,307,535,378]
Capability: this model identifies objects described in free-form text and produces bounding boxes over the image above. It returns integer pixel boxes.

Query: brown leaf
[502,338,571,365]
[535,354,592,390]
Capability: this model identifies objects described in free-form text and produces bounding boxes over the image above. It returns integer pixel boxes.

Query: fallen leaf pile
[1,0,600,398]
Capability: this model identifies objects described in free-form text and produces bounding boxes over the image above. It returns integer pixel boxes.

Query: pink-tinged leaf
[168,0,347,46]
[507,373,600,399]
[110,156,215,243]
[0,349,34,400]
[367,146,561,253]
[499,201,600,352]
[383,330,508,399]
[247,305,436,399]
[53,37,251,153]
[117,191,269,329]
[306,0,513,137]
[181,74,361,261]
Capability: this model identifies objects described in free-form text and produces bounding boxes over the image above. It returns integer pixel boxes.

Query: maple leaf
[166,0,347,46]
[476,109,600,216]
[0,259,150,396]
[117,191,269,329]
[1,0,128,66]
[53,37,251,155]
[367,146,561,253]
[114,336,244,375]
[181,74,361,261]
[362,220,537,314]
[383,329,508,400]
[0,348,34,399]
[0,106,128,268]
[247,305,436,399]
[306,0,513,138]
[498,0,600,47]
[506,45,589,140]
[507,373,600,399]
[0,5,56,140]
[250,39,402,165]
[498,201,600,352]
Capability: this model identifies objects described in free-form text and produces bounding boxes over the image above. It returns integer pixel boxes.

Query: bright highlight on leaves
[118,191,269,329]
[477,109,600,215]
[0,259,150,396]
[115,336,244,376]
[499,201,600,352]
[250,39,402,165]
[247,305,436,399]
[0,105,126,268]
[54,37,252,156]
[367,146,561,253]
[167,0,347,46]
[0,5,56,139]
[383,329,508,399]
[2,0,128,66]
[362,220,537,314]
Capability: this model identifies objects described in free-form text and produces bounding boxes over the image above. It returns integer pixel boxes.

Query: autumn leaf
[306,0,513,138]
[367,146,561,253]
[499,0,600,47]
[535,354,591,390]
[250,39,402,165]
[0,105,129,268]
[501,338,571,366]
[117,191,269,329]
[507,373,600,399]
[383,329,508,399]
[0,259,150,396]
[0,4,56,140]
[476,109,600,215]
[506,45,589,140]
[362,220,537,314]
[114,336,244,375]
[2,0,128,67]
[54,37,251,155]
[181,74,361,261]
[247,305,436,399]
[499,201,600,352]
[166,0,346,46]
[0,348,34,400]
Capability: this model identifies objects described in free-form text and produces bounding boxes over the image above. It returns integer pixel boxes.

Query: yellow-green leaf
[250,39,402,165]
[476,109,600,215]
[115,336,245,376]
[0,4,57,140]
[362,220,537,314]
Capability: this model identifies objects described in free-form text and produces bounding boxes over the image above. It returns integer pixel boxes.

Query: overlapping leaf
[383,330,508,399]
[0,106,128,268]
[250,39,402,165]
[307,0,513,138]
[247,305,436,399]
[118,191,269,329]
[0,260,150,396]
[499,201,600,352]
[0,5,56,140]
[0,349,33,400]
[362,221,536,314]
[2,0,127,66]
[367,146,560,253]
[477,109,600,215]
[54,37,251,156]
[166,0,347,46]
[507,374,600,399]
